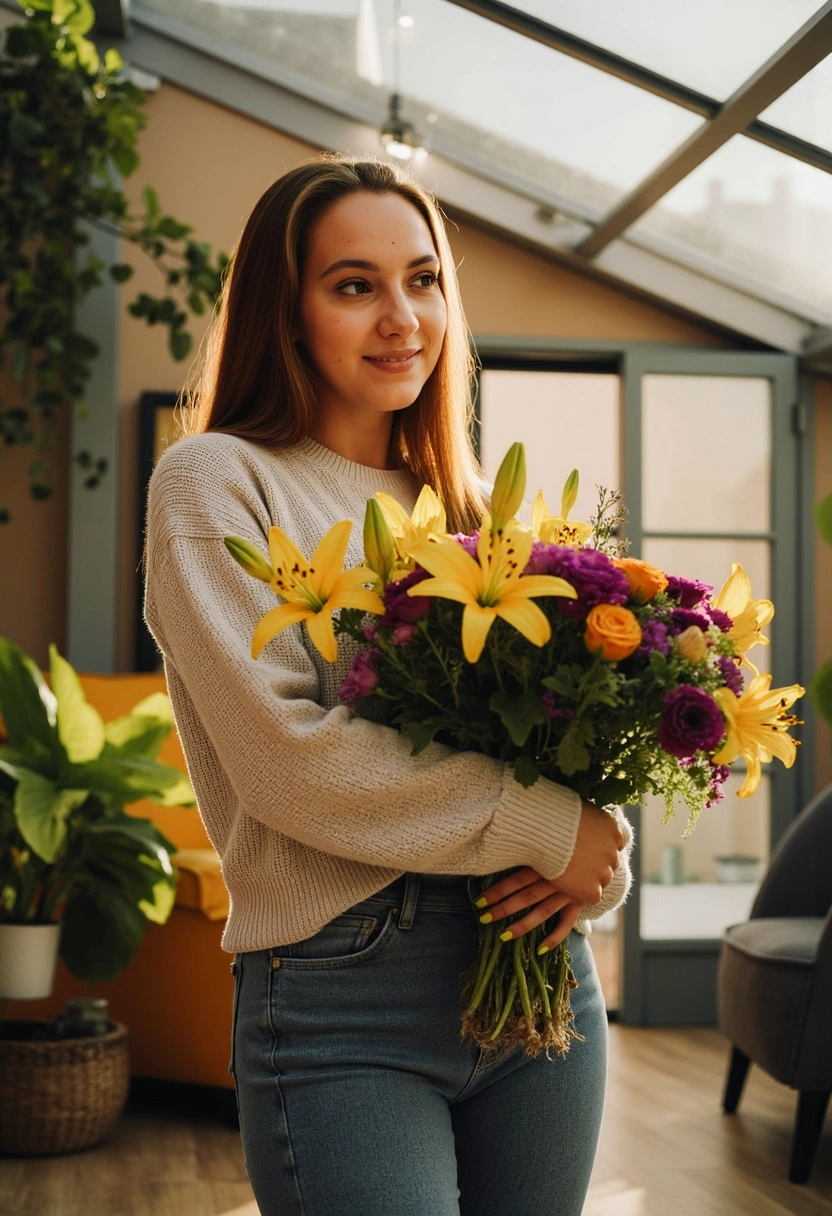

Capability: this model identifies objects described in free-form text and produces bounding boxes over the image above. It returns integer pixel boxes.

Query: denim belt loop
[396,872,420,930]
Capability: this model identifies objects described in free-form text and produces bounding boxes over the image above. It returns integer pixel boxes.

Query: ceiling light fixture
[380,0,427,164]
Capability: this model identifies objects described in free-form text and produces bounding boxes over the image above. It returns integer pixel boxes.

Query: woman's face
[296,191,447,431]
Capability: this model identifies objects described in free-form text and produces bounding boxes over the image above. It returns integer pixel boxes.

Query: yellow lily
[490,441,526,531]
[408,515,577,663]
[713,674,804,798]
[713,563,774,669]
[226,522,384,663]
[375,484,448,572]
[531,469,591,549]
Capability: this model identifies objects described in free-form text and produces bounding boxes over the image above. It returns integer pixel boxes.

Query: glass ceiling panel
[134,0,702,217]
[630,133,832,322]
[759,56,832,152]
[509,1,824,101]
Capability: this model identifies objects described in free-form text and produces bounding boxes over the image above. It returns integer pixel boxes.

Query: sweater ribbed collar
[290,436,418,494]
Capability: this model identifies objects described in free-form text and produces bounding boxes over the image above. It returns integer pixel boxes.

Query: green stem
[490,975,518,1040]
[529,948,551,1020]
[513,936,534,1027]
[468,928,503,1012]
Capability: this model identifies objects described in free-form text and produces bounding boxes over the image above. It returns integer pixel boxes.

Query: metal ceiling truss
[446,0,832,260]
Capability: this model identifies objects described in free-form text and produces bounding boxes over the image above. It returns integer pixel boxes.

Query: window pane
[642,374,770,533]
[631,135,832,322]
[642,537,771,675]
[640,771,770,940]
[507,0,822,101]
[759,57,832,154]
[136,0,702,215]
[479,371,620,523]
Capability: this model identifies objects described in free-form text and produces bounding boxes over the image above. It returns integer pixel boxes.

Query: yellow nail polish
[474,896,489,909]
[499,930,513,942]
[537,945,549,956]
[479,912,493,924]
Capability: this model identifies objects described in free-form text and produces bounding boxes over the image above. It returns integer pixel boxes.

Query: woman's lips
[363,350,420,373]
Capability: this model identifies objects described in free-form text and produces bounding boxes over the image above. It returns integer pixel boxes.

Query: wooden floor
[2,1026,830,1215]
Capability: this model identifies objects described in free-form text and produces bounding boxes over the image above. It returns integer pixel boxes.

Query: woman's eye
[412,271,439,288]
[337,279,372,296]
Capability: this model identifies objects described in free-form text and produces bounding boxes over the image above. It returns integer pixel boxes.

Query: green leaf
[8,112,45,147]
[13,770,88,864]
[104,47,123,74]
[168,329,192,361]
[513,754,540,788]
[49,644,106,763]
[141,185,160,218]
[60,887,149,984]
[109,262,134,283]
[70,32,99,74]
[809,659,832,727]
[815,493,832,550]
[0,638,63,772]
[556,726,591,776]
[400,719,442,755]
[488,689,547,747]
[68,754,195,807]
[103,715,170,760]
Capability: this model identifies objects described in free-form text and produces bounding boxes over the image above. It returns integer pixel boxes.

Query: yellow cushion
[173,849,230,921]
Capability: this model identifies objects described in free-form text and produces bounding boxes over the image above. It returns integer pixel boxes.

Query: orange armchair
[12,674,235,1091]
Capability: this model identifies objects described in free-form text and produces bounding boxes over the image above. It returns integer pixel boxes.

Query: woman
[144,155,633,1216]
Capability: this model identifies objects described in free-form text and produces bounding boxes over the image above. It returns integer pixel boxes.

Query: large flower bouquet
[225,443,804,1057]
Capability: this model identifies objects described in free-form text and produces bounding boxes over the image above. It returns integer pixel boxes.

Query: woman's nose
[377,291,419,337]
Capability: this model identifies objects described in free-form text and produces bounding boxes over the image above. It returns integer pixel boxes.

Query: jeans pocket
[270,908,396,971]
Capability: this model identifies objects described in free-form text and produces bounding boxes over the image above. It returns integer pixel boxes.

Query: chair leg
[789,1090,830,1184]
[722,1046,751,1113]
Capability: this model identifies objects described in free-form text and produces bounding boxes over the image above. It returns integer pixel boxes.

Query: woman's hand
[475,800,627,951]
[475,866,584,952]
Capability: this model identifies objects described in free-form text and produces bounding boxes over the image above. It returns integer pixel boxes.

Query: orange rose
[613,557,668,603]
[585,604,642,661]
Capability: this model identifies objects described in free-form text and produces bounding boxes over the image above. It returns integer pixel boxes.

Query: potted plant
[0,636,194,998]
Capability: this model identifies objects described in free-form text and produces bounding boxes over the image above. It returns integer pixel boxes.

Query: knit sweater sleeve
[144,440,585,882]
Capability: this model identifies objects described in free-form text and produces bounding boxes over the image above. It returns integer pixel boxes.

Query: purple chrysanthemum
[338,649,381,702]
[665,575,712,608]
[379,569,431,627]
[524,544,629,620]
[717,656,744,696]
[669,607,711,635]
[708,605,734,632]
[706,762,731,807]
[657,685,726,758]
[636,620,672,659]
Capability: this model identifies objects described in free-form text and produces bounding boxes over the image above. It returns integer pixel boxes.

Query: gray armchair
[718,783,832,1183]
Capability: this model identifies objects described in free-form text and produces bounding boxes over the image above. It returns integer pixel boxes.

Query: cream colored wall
[815,376,832,795]
[115,84,732,668]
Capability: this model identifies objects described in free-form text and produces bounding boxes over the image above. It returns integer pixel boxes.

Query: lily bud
[363,497,396,587]
[490,442,526,531]
[676,625,708,663]
[560,469,580,519]
[224,536,273,582]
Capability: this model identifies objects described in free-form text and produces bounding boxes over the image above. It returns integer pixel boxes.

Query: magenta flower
[717,656,744,696]
[338,650,381,702]
[636,620,671,659]
[379,569,431,627]
[669,607,710,634]
[542,691,574,721]
[657,685,725,758]
[392,623,418,647]
[453,531,479,559]
[524,544,629,620]
[707,605,734,632]
[666,576,712,608]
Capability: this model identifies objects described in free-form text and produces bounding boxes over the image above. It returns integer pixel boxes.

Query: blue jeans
[230,872,608,1216]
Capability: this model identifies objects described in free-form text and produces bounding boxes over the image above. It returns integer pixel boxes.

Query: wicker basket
[0,1022,130,1156]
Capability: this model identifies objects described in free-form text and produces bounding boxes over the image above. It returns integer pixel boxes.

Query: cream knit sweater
[144,432,633,953]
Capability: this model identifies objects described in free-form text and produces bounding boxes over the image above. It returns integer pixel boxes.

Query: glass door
[620,349,801,1025]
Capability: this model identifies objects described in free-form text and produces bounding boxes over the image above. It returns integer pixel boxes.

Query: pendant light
[380,1,427,163]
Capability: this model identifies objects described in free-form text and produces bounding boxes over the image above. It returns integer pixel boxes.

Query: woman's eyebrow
[319,254,439,280]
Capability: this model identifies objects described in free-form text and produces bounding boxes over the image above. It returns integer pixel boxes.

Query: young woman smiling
[144,156,633,1216]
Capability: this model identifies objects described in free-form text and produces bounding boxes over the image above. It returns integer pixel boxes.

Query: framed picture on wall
[134,391,186,671]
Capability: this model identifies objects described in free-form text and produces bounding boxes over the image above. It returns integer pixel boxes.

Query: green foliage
[0,636,195,983]
[0,1,230,519]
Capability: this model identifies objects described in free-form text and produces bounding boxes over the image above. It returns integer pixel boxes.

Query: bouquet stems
[460,876,584,1058]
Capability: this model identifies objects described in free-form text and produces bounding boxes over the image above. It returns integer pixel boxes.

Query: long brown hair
[182,155,485,532]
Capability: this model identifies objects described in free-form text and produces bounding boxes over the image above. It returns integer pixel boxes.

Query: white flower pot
[0,922,62,999]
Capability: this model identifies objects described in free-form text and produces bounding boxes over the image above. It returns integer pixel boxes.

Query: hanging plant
[0,0,230,521]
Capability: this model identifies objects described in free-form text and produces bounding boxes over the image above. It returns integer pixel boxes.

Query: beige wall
[815,375,832,794]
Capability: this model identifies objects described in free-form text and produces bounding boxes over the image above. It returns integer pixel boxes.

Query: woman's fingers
[539,902,583,951]
[476,866,542,910]
[490,890,574,941]
[479,876,560,923]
